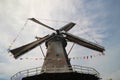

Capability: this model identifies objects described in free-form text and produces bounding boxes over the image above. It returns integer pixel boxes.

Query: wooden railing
[11,65,100,80]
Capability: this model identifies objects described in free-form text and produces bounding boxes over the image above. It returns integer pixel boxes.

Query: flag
[20,58,23,60]
[87,56,88,59]
[90,55,92,59]
[83,56,86,59]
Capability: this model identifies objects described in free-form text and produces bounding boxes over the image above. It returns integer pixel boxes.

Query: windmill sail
[59,22,76,32]
[64,32,105,52]
[10,34,55,59]
[29,18,56,31]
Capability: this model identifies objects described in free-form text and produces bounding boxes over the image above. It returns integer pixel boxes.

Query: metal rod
[39,45,45,57]
[68,43,75,55]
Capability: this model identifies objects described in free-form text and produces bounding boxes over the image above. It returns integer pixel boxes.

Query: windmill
[9,18,105,80]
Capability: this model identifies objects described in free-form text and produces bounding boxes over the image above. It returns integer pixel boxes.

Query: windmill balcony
[11,65,100,80]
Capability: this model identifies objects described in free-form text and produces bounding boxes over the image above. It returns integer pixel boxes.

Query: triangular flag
[90,55,92,58]
[83,56,86,59]
[87,56,88,59]
[26,58,28,59]
[99,54,101,56]
[20,58,23,60]
[102,52,105,55]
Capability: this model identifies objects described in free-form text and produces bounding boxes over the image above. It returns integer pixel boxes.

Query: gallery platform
[11,65,100,80]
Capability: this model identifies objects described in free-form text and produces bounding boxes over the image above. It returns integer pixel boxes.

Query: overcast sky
[0,0,120,80]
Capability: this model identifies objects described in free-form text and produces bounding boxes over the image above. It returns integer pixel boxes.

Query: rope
[78,25,99,44]
[8,19,29,50]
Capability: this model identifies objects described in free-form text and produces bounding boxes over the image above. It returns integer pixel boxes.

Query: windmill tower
[9,18,105,80]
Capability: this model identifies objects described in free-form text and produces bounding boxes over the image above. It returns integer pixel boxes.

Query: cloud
[109,70,120,80]
[0,0,108,79]
[103,70,120,80]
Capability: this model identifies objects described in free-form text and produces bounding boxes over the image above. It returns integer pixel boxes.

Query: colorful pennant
[18,53,104,60]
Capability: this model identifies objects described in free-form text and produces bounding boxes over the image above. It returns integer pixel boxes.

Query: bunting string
[17,53,104,61]
[8,19,29,50]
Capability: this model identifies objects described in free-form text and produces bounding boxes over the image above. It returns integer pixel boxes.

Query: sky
[0,0,120,80]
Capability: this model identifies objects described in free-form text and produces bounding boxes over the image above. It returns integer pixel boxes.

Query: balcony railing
[11,65,100,80]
